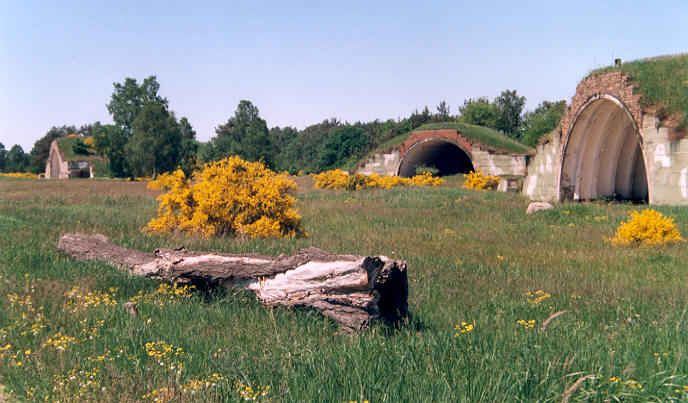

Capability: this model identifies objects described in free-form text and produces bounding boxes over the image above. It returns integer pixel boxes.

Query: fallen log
[57,233,408,330]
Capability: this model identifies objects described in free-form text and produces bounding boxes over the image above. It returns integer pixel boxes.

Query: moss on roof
[589,54,688,130]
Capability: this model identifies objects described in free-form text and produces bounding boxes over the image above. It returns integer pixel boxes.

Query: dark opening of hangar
[397,139,474,177]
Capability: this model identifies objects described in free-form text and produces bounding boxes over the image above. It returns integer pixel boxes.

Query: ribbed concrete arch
[559,95,648,201]
[397,138,474,177]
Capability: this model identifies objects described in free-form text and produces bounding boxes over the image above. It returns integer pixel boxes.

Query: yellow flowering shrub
[462,170,500,191]
[610,209,683,245]
[311,170,444,190]
[0,172,38,179]
[145,156,302,238]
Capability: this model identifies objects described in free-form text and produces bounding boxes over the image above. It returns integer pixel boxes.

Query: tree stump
[57,233,408,331]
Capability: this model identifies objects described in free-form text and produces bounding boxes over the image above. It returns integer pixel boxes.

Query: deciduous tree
[107,76,167,134]
[6,145,29,172]
[206,100,275,168]
[126,103,182,177]
[178,117,198,176]
[0,142,6,172]
[459,97,496,128]
[520,100,567,147]
[494,89,526,137]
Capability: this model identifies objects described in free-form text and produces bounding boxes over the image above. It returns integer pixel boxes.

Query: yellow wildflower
[462,170,499,191]
[610,209,683,245]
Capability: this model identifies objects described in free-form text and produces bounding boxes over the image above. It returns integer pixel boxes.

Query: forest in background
[1,76,565,177]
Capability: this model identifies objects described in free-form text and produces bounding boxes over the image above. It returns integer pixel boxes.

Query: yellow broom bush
[610,209,683,245]
[311,170,443,190]
[462,170,500,191]
[145,156,302,238]
[0,172,38,179]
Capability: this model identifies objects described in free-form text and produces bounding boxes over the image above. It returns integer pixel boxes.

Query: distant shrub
[610,209,683,245]
[0,172,38,179]
[462,170,500,191]
[145,156,302,238]
[311,170,444,190]
[415,164,439,176]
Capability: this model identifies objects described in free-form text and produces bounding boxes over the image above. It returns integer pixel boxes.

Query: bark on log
[57,233,408,330]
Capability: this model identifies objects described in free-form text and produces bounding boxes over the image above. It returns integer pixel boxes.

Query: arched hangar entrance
[397,139,474,177]
[559,96,648,202]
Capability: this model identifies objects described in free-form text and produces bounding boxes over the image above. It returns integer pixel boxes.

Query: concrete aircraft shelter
[357,128,530,178]
[524,70,688,205]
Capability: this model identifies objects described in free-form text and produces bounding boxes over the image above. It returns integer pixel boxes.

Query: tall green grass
[1,177,688,401]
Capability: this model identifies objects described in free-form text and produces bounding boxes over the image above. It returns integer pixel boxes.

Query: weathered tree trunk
[57,233,408,331]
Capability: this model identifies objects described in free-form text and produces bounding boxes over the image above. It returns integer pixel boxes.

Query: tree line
[3,76,566,176]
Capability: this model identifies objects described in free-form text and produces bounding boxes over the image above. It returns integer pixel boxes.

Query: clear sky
[1,1,687,151]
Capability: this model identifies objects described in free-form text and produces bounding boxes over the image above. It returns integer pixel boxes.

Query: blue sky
[1,1,687,151]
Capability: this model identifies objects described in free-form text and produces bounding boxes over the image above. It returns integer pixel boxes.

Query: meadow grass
[1,176,688,401]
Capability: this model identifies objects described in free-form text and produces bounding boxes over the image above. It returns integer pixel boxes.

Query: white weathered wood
[57,233,408,330]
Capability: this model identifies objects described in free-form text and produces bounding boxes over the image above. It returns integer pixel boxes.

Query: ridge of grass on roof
[357,121,532,169]
[54,136,109,177]
[589,54,688,130]
[56,136,100,162]
[414,122,532,154]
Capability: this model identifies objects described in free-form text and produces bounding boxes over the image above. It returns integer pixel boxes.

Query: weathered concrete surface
[357,148,401,176]
[358,129,529,178]
[522,131,561,201]
[524,71,688,205]
[641,114,688,204]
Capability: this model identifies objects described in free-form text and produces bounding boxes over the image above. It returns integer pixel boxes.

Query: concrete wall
[524,71,688,206]
[523,113,688,205]
[357,148,401,176]
[522,132,561,201]
[641,114,688,205]
[357,142,528,177]
[45,140,70,179]
[471,149,528,176]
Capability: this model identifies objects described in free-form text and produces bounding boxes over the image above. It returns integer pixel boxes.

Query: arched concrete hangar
[524,56,688,205]
[357,125,531,179]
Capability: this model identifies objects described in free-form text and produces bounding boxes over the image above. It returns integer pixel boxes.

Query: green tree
[178,117,198,175]
[107,76,167,134]
[520,100,567,147]
[0,142,6,172]
[126,103,182,177]
[72,137,90,155]
[207,100,275,168]
[28,125,76,173]
[105,76,190,177]
[317,126,371,171]
[6,145,29,172]
[494,89,526,137]
[459,97,497,128]
[409,106,432,128]
[435,101,451,121]
[96,125,129,177]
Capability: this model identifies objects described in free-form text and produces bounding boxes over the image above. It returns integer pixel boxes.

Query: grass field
[1,176,688,402]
